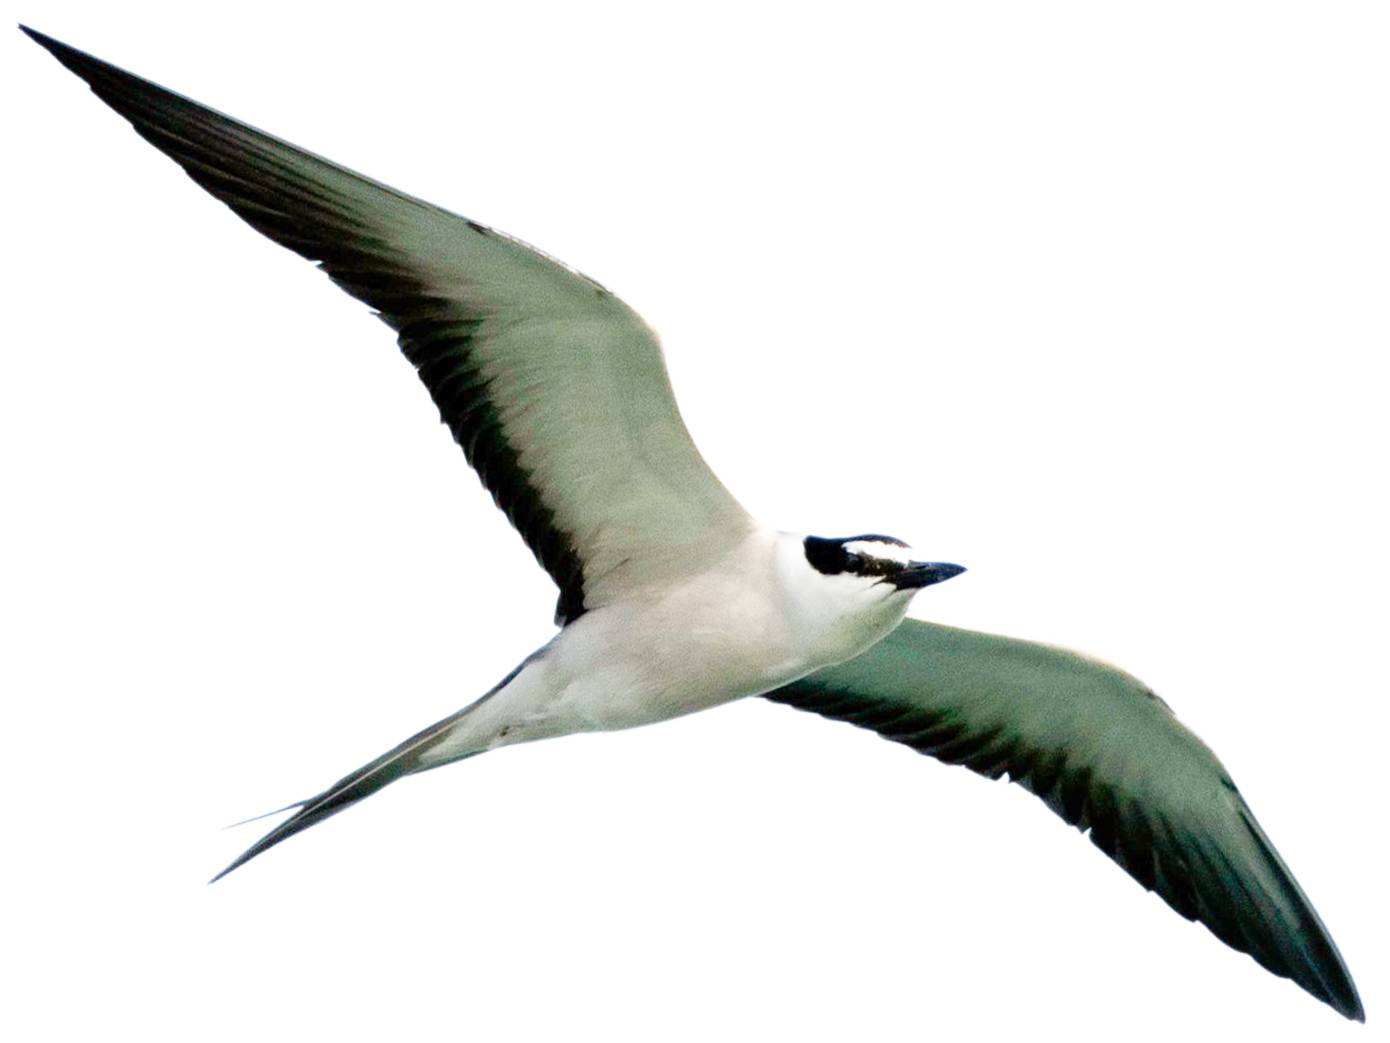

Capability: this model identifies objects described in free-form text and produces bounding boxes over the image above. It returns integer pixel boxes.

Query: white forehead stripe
[845,539,914,564]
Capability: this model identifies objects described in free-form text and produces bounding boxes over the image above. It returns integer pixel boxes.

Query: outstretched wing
[765,618,1363,1021]
[24,27,752,624]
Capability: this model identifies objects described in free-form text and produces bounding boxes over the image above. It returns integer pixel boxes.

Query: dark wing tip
[1227,799,1366,1021]
[21,26,155,111]
[22,25,101,74]
[1068,766,1363,1021]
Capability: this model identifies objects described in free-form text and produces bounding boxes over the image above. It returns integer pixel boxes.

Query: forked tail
[210,652,547,881]
[210,707,476,882]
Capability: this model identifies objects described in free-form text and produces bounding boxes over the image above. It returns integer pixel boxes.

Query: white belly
[427,528,912,760]
[530,565,906,735]
[545,593,798,731]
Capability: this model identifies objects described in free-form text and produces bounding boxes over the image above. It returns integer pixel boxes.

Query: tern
[23,26,1362,1022]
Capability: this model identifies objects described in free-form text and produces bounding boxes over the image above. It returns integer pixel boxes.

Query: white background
[3,3,1385,1040]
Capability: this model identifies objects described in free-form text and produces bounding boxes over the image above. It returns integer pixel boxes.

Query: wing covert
[25,27,752,623]
[765,618,1363,1021]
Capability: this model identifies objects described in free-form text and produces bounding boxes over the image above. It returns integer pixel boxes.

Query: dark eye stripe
[852,555,904,578]
[804,536,849,574]
[804,535,909,577]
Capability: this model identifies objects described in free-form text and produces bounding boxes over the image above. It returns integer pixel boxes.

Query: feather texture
[767,619,1363,1020]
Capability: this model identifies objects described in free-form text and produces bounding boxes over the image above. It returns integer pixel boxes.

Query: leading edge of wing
[21,25,752,624]
[765,618,1364,1021]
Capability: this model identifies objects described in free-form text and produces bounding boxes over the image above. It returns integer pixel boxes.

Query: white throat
[770,531,914,672]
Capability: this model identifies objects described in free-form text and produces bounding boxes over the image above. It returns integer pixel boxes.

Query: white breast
[529,529,907,735]
[421,527,910,759]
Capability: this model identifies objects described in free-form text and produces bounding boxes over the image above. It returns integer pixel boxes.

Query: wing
[764,618,1363,1021]
[23,27,752,624]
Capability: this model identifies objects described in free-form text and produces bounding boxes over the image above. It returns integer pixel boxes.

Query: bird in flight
[22,26,1362,1022]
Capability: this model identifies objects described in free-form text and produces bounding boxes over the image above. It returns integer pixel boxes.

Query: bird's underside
[22,26,1363,1023]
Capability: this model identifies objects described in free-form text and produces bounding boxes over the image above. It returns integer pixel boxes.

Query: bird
[21,25,1363,1023]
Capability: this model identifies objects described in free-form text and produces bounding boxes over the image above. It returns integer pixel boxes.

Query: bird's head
[778,533,965,666]
[802,534,965,597]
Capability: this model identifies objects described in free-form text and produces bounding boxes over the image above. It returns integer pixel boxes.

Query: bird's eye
[844,553,865,573]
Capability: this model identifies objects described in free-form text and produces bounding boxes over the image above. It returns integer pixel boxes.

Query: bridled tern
[22,26,1363,1022]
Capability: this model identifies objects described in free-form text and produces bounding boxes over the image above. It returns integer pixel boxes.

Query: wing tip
[20,24,137,101]
[1231,799,1365,1022]
[1336,993,1367,1023]
[20,24,85,66]
[1311,942,1365,1022]
[1309,962,1365,1022]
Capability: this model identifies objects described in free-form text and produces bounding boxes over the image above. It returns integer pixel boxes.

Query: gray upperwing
[764,618,1363,1021]
[24,27,752,624]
